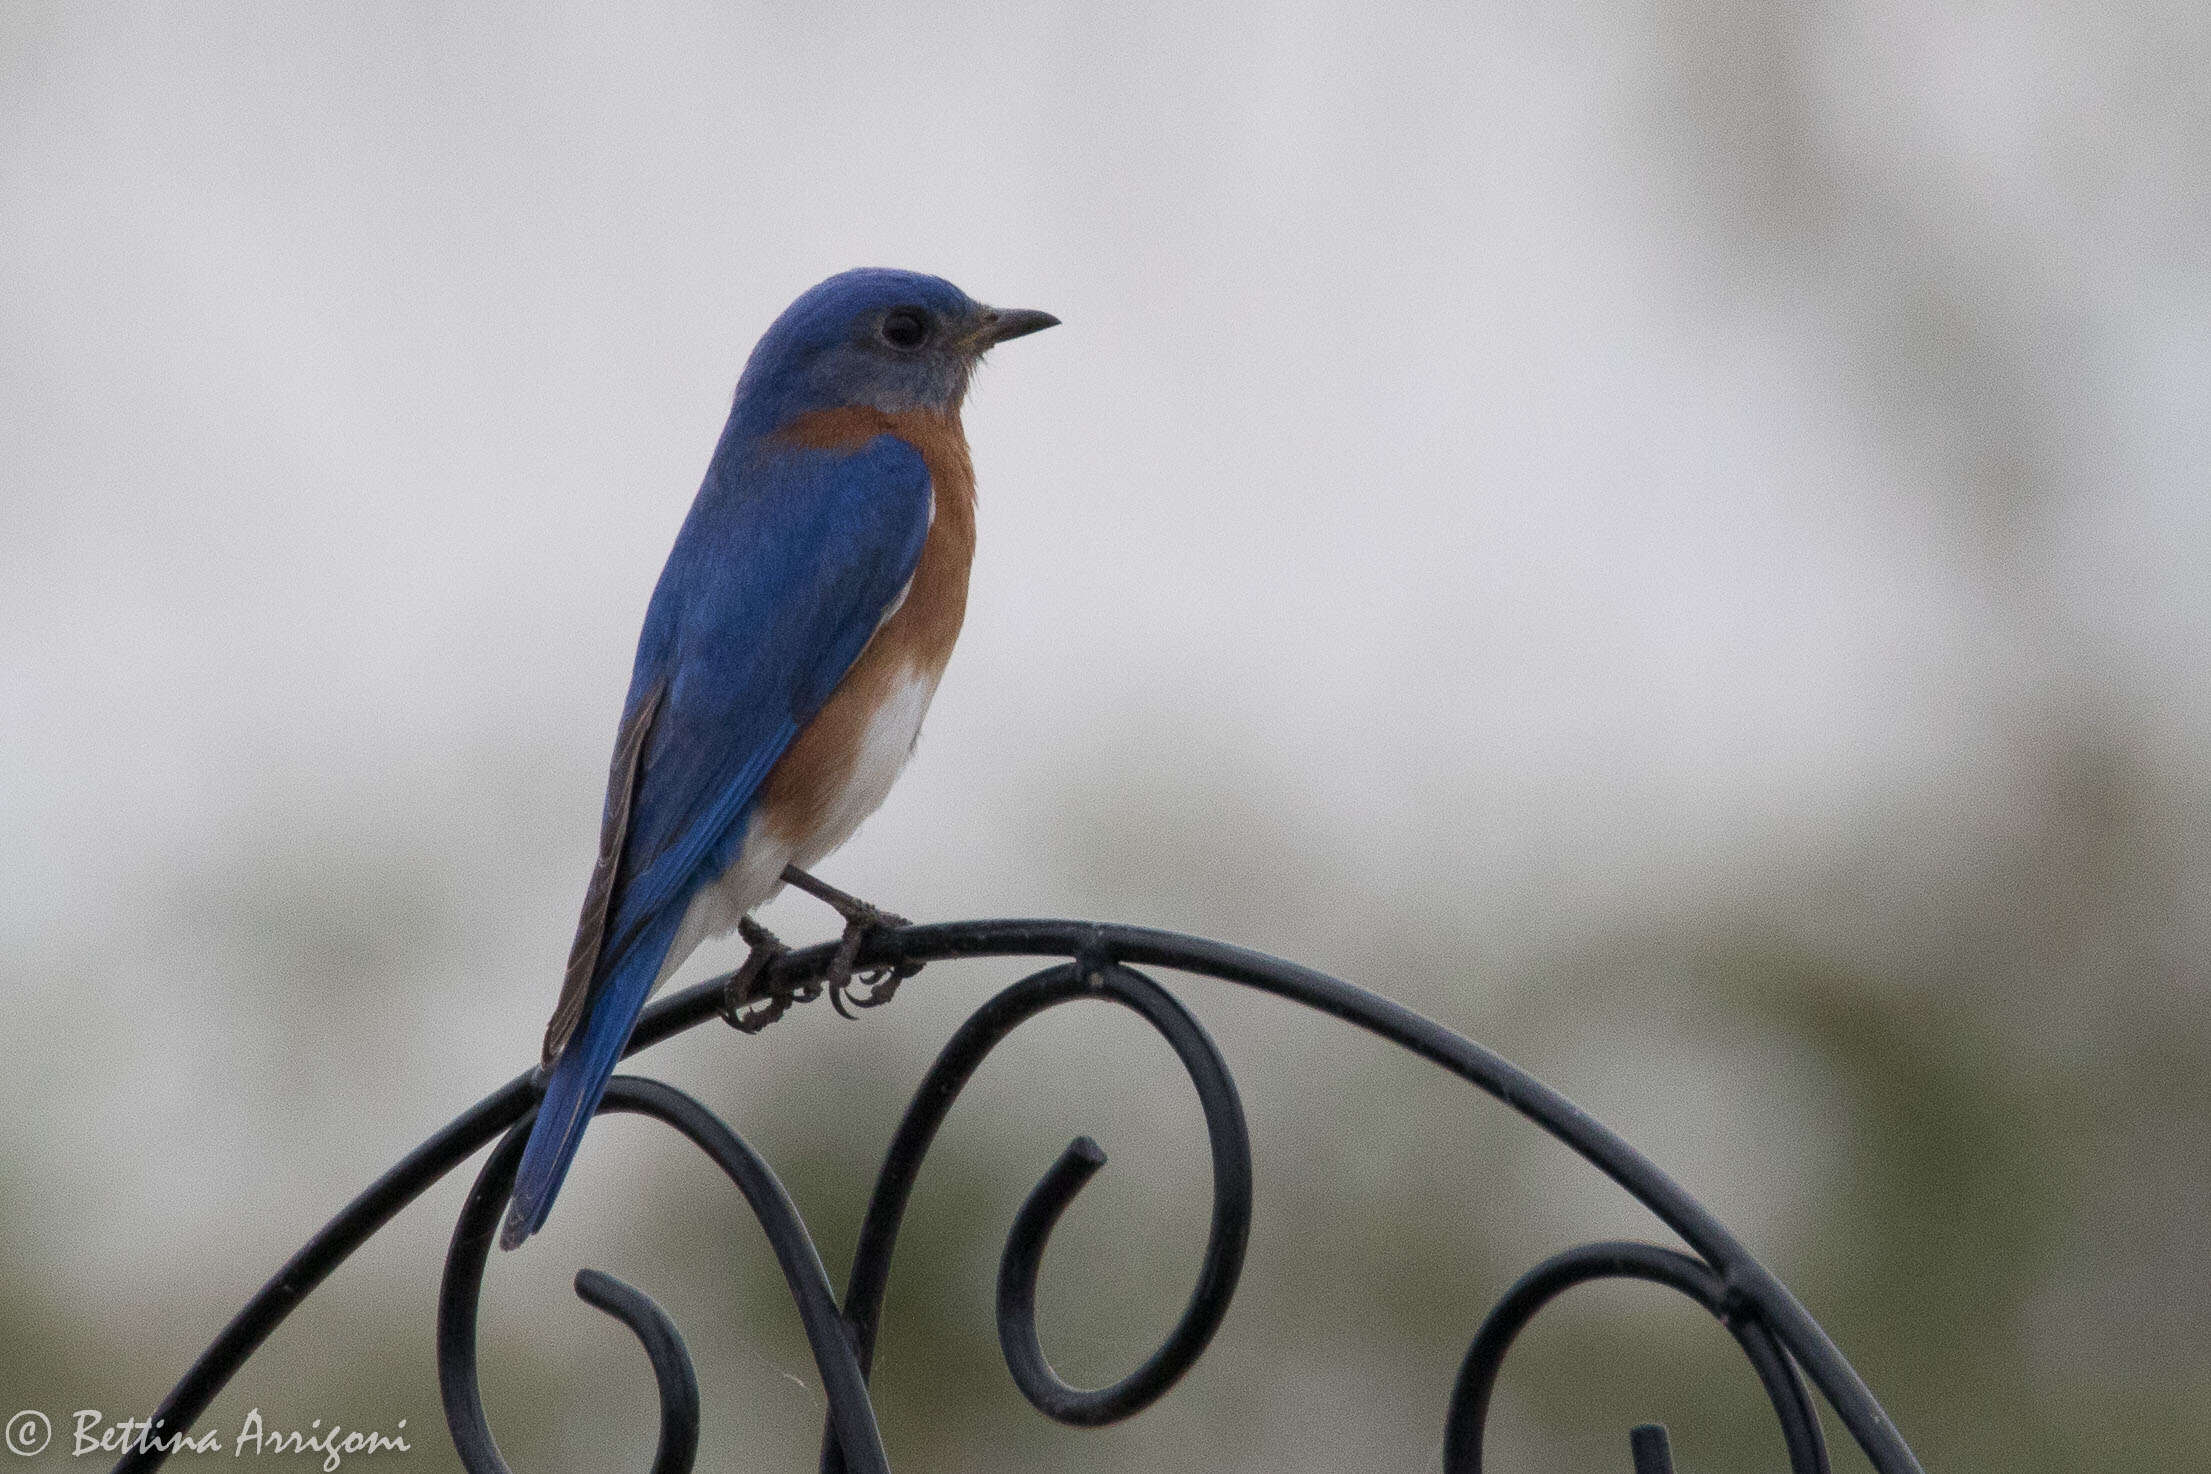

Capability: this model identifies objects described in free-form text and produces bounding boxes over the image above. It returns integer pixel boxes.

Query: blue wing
[502,432,934,1248]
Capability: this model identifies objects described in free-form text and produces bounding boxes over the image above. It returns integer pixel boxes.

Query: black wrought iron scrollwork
[1443,1241,1828,1474]
[437,1076,889,1474]
[568,1269,700,1474]
[824,957,1251,1472]
[110,919,1928,1474]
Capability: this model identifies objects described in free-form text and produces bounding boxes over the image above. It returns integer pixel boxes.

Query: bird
[500,269,1057,1250]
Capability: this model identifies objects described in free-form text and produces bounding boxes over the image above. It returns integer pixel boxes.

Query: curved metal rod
[573,1270,701,1474]
[989,968,1251,1425]
[1442,1241,1828,1474]
[821,959,1252,1470]
[114,1077,538,1474]
[435,1113,700,1474]
[437,1076,890,1474]
[996,1133,1112,1412]
[766,920,1922,1474]
[115,918,1920,1474]
[1630,1423,1676,1474]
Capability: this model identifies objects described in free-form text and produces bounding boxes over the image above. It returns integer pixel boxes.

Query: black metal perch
[110,918,1926,1474]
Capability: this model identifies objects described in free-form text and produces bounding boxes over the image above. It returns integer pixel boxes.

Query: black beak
[974,307,1060,347]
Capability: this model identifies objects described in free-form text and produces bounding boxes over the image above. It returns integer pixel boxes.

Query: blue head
[727,269,1057,437]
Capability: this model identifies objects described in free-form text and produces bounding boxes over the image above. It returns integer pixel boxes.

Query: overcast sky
[3,0,2206,1325]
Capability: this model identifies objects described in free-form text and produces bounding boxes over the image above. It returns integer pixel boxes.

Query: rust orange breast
[753,406,976,851]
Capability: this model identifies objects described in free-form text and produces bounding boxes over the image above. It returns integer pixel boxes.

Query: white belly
[791,665,940,869]
[654,665,941,988]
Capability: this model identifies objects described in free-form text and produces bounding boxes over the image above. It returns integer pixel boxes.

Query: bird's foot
[721,915,814,1034]
[780,865,923,1018]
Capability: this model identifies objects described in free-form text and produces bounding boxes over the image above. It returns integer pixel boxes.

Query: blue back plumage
[503,268,1056,1250]
[499,272,968,1249]
[502,434,932,1247]
[602,434,933,953]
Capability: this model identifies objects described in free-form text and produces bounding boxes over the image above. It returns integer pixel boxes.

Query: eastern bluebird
[501,270,1057,1249]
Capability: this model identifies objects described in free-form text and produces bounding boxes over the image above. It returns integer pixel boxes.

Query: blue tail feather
[501,911,682,1249]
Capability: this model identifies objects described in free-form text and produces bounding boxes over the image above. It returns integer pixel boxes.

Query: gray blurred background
[3,3,2207,1470]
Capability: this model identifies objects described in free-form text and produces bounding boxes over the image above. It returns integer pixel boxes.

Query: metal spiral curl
[437,1076,890,1474]
[1442,1241,1829,1474]
[820,957,1252,1472]
[111,918,1928,1474]
[570,1269,701,1474]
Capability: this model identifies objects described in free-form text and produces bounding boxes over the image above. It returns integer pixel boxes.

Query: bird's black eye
[880,308,929,349]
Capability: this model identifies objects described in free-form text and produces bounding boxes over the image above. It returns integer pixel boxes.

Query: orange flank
[758,406,978,851]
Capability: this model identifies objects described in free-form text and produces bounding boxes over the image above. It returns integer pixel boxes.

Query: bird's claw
[722,886,922,1033]
[824,903,919,1019]
[722,916,814,1034]
[779,864,923,1019]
